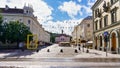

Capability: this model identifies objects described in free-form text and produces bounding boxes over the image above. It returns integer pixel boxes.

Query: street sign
[104,32,108,36]
[104,31,109,42]
[104,31,109,57]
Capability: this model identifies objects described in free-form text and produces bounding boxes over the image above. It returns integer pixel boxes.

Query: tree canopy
[0,15,32,43]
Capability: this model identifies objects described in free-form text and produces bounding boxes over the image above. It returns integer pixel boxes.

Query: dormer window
[4,18,8,23]
[5,5,9,10]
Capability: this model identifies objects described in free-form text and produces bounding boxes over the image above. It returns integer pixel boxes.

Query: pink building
[55,34,71,43]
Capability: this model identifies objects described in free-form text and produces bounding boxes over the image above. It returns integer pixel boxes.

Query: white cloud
[58,1,82,19]
[0,0,86,35]
[82,5,92,15]
[42,19,83,35]
[87,0,97,6]
[78,0,82,3]
[0,0,53,23]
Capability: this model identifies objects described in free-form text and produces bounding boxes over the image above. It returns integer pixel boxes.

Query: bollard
[83,45,84,52]
[75,49,78,53]
[36,49,39,52]
[21,48,24,52]
[79,47,81,51]
[86,49,89,53]
[60,49,63,53]
[47,49,50,52]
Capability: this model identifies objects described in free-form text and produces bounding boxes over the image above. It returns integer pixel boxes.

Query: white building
[0,5,50,44]
[72,16,93,44]
[92,0,120,54]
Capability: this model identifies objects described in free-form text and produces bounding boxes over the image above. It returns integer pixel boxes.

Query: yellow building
[0,5,50,44]
[92,0,120,54]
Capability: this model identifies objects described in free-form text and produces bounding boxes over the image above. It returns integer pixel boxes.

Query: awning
[87,41,93,43]
[81,40,87,43]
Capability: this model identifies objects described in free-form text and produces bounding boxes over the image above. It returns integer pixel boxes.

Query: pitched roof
[56,34,71,37]
[84,16,92,20]
[0,8,24,14]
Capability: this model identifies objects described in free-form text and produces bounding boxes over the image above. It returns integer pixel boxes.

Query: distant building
[72,16,93,44]
[0,5,50,44]
[55,34,71,43]
[92,0,120,54]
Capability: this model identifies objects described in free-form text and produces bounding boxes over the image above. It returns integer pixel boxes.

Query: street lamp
[104,31,109,57]
[81,39,87,52]
[75,26,78,47]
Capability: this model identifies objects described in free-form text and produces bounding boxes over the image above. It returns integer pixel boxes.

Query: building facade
[72,16,93,44]
[92,0,120,54]
[0,5,50,44]
[55,34,71,43]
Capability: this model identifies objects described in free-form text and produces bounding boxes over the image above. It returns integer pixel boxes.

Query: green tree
[50,35,55,43]
[0,14,3,24]
[3,21,32,43]
[0,14,4,42]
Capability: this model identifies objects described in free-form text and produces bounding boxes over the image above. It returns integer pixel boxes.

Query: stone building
[91,0,120,54]
[72,16,93,44]
[0,5,50,44]
[55,34,71,43]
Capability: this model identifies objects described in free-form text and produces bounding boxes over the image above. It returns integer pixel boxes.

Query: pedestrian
[19,41,24,51]
[30,41,35,48]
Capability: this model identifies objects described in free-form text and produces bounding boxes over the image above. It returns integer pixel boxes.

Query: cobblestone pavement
[0,44,120,58]
[0,61,120,68]
[0,44,120,68]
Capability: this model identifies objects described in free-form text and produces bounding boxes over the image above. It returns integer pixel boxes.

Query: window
[104,15,108,27]
[95,10,97,18]
[4,18,7,23]
[99,19,102,29]
[111,9,117,23]
[28,20,31,24]
[19,19,22,22]
[61,38,64,41]
[111,0,118,5]
[95,9,99,18]
[95,20,98,30]
[87,24,90,27]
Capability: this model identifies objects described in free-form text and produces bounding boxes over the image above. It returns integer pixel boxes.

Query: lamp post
[104,31,109,57]
[75,26,78,47]
[81,39,86,52]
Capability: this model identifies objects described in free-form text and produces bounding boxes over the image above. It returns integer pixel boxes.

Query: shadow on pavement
[1,45,51,58]
[3,50,35,58]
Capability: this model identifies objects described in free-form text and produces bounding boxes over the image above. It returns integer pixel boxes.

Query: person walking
[19,41,24,51]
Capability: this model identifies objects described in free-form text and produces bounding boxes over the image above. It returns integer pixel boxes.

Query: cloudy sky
[0,0,96,35]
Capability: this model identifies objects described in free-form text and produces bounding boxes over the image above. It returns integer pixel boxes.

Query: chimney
[14,6,17,9]
[5,5,9,10]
